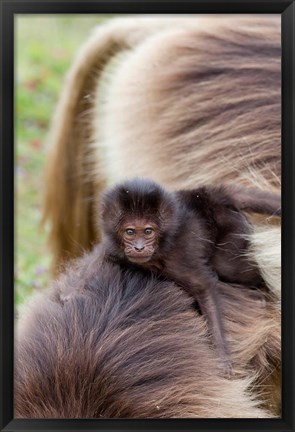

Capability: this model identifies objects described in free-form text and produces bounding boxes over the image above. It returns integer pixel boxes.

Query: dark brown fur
[15,249,272,418]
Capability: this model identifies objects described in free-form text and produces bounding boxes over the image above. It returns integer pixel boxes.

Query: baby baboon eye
[144,228,153,235]
[126,228,135,236]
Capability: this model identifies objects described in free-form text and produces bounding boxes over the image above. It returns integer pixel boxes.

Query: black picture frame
[0,1,294,431]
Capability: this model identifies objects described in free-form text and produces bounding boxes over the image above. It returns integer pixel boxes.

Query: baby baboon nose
[135,246,145,251]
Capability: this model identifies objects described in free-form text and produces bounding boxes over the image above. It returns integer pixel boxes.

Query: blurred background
[15,15,111,306]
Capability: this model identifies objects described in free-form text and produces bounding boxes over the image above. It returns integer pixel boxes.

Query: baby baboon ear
[157,193,180,234]
[99,190,123,232]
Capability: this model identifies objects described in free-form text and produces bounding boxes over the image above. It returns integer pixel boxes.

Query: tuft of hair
[248,225,281,298]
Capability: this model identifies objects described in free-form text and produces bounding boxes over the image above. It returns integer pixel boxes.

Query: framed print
[0,1,294,431]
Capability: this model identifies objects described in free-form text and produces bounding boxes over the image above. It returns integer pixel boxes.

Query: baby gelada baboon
[100,178,281,372]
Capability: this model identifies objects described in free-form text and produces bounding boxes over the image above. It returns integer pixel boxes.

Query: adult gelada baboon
[44,15,281,276]
[17,16,281,417]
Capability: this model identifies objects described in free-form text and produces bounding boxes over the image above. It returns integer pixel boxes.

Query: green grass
[15,15,111,305]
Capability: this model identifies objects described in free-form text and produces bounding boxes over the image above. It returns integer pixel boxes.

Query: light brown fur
[43,16,281,274]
